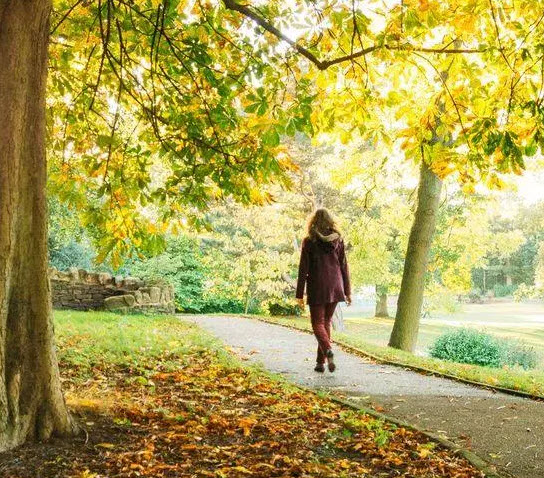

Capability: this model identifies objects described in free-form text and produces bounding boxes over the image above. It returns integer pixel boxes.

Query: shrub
[467,289,483,303]
[199,296,245,314]
[513,283,542,302]
[430,329,502,367]
[493,283,516,298]
[501,340,539,370]
[429,328,538,370]
[49,240,94,271]
[267,300,302,317]
[129,236,208,313]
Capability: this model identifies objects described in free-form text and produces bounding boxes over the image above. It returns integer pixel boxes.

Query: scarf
[316,230,340,243]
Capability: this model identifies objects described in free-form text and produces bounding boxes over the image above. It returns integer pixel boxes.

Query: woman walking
[296,209,351,373]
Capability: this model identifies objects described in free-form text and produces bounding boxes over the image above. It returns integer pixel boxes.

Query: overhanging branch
[223,0,486,70]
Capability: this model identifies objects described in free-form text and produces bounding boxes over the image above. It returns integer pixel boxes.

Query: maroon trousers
[309,302,338,364]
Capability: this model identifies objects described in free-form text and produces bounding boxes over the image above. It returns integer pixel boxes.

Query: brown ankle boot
[326,350,336,372]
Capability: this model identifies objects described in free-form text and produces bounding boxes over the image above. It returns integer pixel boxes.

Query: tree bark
[0,0,77,451]
[505,258,513,287]
[244,290,252,314]
[374,285,389,318]
[388,162,442,352]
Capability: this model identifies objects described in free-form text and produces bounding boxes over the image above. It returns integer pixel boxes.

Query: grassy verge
[0,310,483,478]
[255,315,544,398]
[341,310,544,360]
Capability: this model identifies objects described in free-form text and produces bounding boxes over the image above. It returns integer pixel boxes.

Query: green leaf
[262,129,280,147]
[97,135,114,147]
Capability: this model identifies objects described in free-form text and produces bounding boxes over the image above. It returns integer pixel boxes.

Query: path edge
[321,392,506,478]
[245,315,544,402]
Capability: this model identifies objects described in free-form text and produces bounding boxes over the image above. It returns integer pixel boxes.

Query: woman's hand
[296,298,305,308]
[346,296,352,306]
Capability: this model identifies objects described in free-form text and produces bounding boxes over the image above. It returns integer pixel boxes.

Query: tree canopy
[223,0,544,180]
[48,0,544,266]
[49,0,314,265]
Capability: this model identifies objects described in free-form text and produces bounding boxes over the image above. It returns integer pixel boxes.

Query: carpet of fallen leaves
[1,348,484,478]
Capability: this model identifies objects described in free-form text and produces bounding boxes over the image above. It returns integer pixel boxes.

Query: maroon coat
[296,236,351,305]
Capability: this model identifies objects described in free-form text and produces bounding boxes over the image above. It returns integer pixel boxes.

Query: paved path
[188,315,544,478]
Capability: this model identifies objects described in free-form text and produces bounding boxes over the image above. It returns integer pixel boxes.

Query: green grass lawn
[258,314,544,398]
[54,309,225,378]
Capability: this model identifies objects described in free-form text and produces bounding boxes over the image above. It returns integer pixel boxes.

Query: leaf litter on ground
[0,313,485,477]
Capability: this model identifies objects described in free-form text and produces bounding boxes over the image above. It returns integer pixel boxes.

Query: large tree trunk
[374,285,389,318]
[0,0,76,451]
[388,162,442,352]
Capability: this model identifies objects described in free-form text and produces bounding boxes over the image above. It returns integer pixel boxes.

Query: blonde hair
[306,208,340,241]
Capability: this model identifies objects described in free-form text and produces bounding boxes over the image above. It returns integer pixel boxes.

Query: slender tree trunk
[374,285,389,318]
[244,290,251,314]
[388,162,442,352]
[0,0,77,451]
[505,258,513,287]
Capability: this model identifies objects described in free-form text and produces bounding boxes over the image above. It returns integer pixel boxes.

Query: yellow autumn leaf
[95,442,115,449]
[462,182,476,195]
[232,466,253,474]
[418,446,432,458]
[486,173,506,190]
[76,471,99,478]
[453,14,477,34]
[238,417,257,436]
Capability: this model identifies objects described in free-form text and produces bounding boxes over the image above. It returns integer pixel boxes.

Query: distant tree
[48,198,94,270]
[430,194,523,295]
[535,243,544,289]
[202,203,299,314]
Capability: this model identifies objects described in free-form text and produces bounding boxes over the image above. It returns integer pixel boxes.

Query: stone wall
[50,268,175,314]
